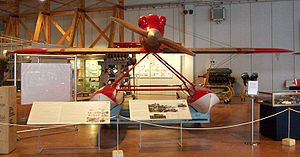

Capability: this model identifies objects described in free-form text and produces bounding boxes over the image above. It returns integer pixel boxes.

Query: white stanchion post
[139,122,142,148]
[251,95,254,144]
[74,55,77,101]
[98,124,101,151]
[180,121,183,148]
[14,53,17,86]
[282,108,296,146]
[112,117,124,157]
[37,128,41,154]
[288,108,291,139]
[117,117,119,150]
[245,80,259,146]
[246,95,260,146]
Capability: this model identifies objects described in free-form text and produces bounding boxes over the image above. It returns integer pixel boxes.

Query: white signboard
[129,99,192,121]
[21,63,72,104]
[28,101,110,124]
[247,81,259,96]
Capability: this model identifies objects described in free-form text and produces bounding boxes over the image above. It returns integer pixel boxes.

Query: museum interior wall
[187,1,300,94]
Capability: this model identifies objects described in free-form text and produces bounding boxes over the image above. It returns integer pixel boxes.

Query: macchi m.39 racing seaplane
[12,14,293,114]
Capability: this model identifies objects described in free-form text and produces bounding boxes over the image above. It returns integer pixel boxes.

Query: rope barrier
[119,108,288,130]
[17,124,77,134]
[0,116,116,129]
[290,108,300,114]
[1,108,300,131]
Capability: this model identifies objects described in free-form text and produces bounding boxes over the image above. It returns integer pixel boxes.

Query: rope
[3,108,300,131]
[119,109,288,130]
[0,116,116,128]
[17,124,77,134]
[290,108,300,114]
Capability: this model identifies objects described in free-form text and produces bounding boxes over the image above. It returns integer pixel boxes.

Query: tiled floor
[2,97,300,157]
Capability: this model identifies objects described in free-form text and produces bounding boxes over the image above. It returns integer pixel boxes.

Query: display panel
[129,99,192,121]
[27,101,110,124]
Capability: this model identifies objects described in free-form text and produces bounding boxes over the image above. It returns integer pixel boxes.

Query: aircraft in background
[11,14,293,114]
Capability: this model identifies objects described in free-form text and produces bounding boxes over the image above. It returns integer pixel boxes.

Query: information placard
[247,81,259,96]
[27,101,110,124]
[129,99,192,121]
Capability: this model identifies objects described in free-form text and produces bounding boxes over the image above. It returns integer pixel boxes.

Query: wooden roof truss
[0,0,124,48]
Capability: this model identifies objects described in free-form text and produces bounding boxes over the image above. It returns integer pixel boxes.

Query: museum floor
[2,95,300,157]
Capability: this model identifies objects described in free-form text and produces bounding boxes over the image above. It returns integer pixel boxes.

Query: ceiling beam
[20,3,46,14]
[89,22,112,48]
[52,0,78,11]
[118,0,124,42]
[19,19,33,39]
[79,0,85,48]
[84,13,110,43]
[49,16,71,42]
[0,7,14,15]
[33,12,44,41]
[1,0,122,48]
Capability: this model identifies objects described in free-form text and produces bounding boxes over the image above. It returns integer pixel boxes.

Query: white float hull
[189,93,220,114]
[91,93,118,109]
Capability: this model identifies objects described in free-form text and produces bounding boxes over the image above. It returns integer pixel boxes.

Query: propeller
[111,17,195,56]
[111,17,148,37]
[159,38,195,56]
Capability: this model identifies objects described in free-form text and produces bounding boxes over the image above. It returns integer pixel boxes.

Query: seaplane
[11,14,293,114]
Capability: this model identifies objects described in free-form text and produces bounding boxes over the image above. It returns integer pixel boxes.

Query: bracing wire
[166,24,231,48]
[165,24,237,68]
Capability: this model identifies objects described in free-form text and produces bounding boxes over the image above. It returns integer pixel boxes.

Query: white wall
[187,1,299,95]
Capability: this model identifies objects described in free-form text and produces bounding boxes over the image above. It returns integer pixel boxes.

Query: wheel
[224,99,230,104]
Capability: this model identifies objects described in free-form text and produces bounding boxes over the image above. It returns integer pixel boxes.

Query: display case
[259,90,300,106]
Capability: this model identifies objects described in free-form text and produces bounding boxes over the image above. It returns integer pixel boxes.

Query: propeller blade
[186,48,293,54]
[111,17,148,37]
[294,52,300,55]
[159,38,195,56]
